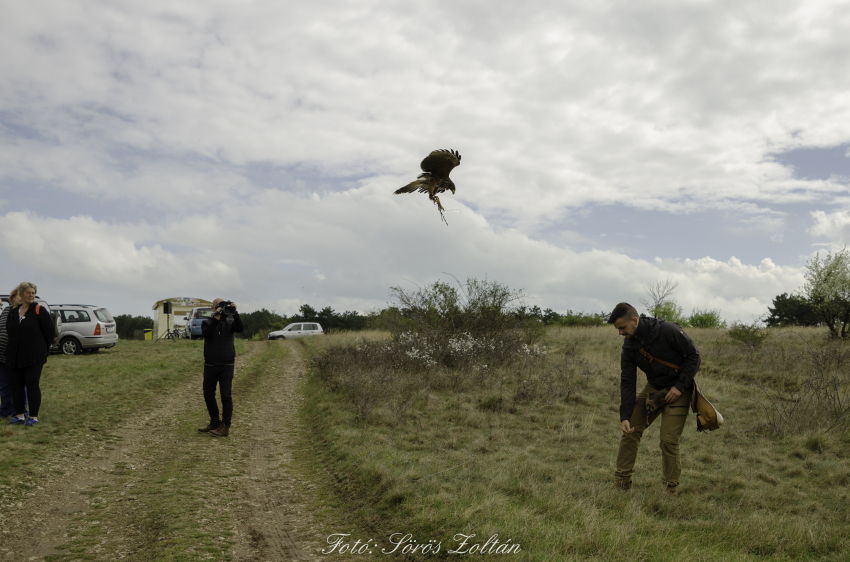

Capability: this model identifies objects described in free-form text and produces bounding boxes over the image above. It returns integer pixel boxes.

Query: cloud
[809,209,850,249]
[0,0,841,319]
[0,211,241,295]
[3,0,850,226]
[0,188,805,322]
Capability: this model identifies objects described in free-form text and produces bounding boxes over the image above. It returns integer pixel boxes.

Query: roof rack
[52,304,97,307]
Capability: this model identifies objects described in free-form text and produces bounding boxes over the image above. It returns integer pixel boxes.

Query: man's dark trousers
[203,364,234,426]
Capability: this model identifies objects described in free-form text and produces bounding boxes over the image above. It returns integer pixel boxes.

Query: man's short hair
[608,302,639,324]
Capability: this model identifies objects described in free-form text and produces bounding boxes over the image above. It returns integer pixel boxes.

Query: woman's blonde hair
[16,281,37,296]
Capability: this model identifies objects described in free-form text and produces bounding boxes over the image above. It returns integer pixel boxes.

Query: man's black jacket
[201,313,244,365]
[619,317,700,421]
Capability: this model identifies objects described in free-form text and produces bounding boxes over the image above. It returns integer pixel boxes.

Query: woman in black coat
[5,281,54,426]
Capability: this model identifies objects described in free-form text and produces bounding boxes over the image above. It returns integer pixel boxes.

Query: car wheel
[61,338,82,355]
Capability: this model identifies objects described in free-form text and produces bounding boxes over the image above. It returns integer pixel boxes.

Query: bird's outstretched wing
[420,149,461,179]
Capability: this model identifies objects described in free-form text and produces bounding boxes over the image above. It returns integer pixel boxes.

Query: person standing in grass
[197,298,243,438]
[1,288,29,419]
[5,282,54,427]
[0,289,17,419]
[608,302,700,496]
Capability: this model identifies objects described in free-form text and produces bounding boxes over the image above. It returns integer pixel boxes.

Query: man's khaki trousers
[615,383,692,491]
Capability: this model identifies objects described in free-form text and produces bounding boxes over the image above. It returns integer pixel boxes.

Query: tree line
[113,247,850,341]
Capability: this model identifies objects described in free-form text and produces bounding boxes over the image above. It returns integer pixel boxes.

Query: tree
[113,314,154,340]
[238,308,289,339]
[765,293,820,327]
[640,278,687,324]
[652,300,688,325]
[802,247,850,338]
[640,278,679,315]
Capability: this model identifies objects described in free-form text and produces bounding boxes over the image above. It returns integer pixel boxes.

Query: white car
[268,323,324,340]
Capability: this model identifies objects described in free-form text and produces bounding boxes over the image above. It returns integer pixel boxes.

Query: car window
[305,324,317,331]
[196,309,214,319]
[94,309,114,322]
[62,310,91,323]
[287,324,302,331]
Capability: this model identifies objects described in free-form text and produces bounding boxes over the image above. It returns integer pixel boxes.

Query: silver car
[51,304,118,354]
[267,322,324,340]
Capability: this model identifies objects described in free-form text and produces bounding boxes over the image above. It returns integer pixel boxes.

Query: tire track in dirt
[0,343,263,560]
[235,340,332,561]
[3,340,387,561]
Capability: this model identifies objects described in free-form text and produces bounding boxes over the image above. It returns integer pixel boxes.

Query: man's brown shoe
[198,423,220,433]
[210,424,230,437]
[612,480,632,491]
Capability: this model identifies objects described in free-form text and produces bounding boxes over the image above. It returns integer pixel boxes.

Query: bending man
[609,302,700,496]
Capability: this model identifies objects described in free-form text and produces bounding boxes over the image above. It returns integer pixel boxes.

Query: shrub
[551,311,607,327]
[688,308,727,329]
[728,322,770,350]
[389,277,526,339]
[753,337,850,435]
[313,330,547,420]
[652,300,689,326]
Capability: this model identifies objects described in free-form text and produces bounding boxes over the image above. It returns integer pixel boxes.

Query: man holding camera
[198,298,243,437]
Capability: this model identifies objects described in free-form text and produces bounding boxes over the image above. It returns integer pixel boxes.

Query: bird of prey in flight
[394,149,461,225]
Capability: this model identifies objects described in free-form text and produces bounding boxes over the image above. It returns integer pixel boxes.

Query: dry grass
[303,325,850,561]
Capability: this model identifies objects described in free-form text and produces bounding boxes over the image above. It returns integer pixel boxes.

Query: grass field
[302,326,850,561]
[0,339,239,484]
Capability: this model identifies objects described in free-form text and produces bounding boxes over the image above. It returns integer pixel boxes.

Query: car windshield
[94,309,114,322]
[196,309,214,318]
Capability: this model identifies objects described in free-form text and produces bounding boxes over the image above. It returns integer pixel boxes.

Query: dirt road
[0,341,375,561]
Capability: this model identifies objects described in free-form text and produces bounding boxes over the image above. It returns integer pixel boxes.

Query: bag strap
[638,348,682,372]
[36,304,41,315]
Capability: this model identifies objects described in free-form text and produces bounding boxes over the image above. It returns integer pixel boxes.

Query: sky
[2,0,850,323]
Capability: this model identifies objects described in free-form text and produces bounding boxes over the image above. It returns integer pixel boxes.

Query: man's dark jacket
[619,317,700,421]
[201,313,244,365]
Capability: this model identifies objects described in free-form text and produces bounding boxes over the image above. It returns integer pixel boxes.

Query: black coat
[619,317,701,421]
[201,313,244,365]
[5,303,55,368]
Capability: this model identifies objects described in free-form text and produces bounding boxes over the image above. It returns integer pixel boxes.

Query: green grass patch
[1,339,243,485]
[302,327,850,561]
[45,341,274,562]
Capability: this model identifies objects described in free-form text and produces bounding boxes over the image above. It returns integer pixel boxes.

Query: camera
[216,300,237,315]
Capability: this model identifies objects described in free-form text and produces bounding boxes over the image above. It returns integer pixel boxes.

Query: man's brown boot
[198,423,220,433]
[612,479,632,491]
[210,424,230,437]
